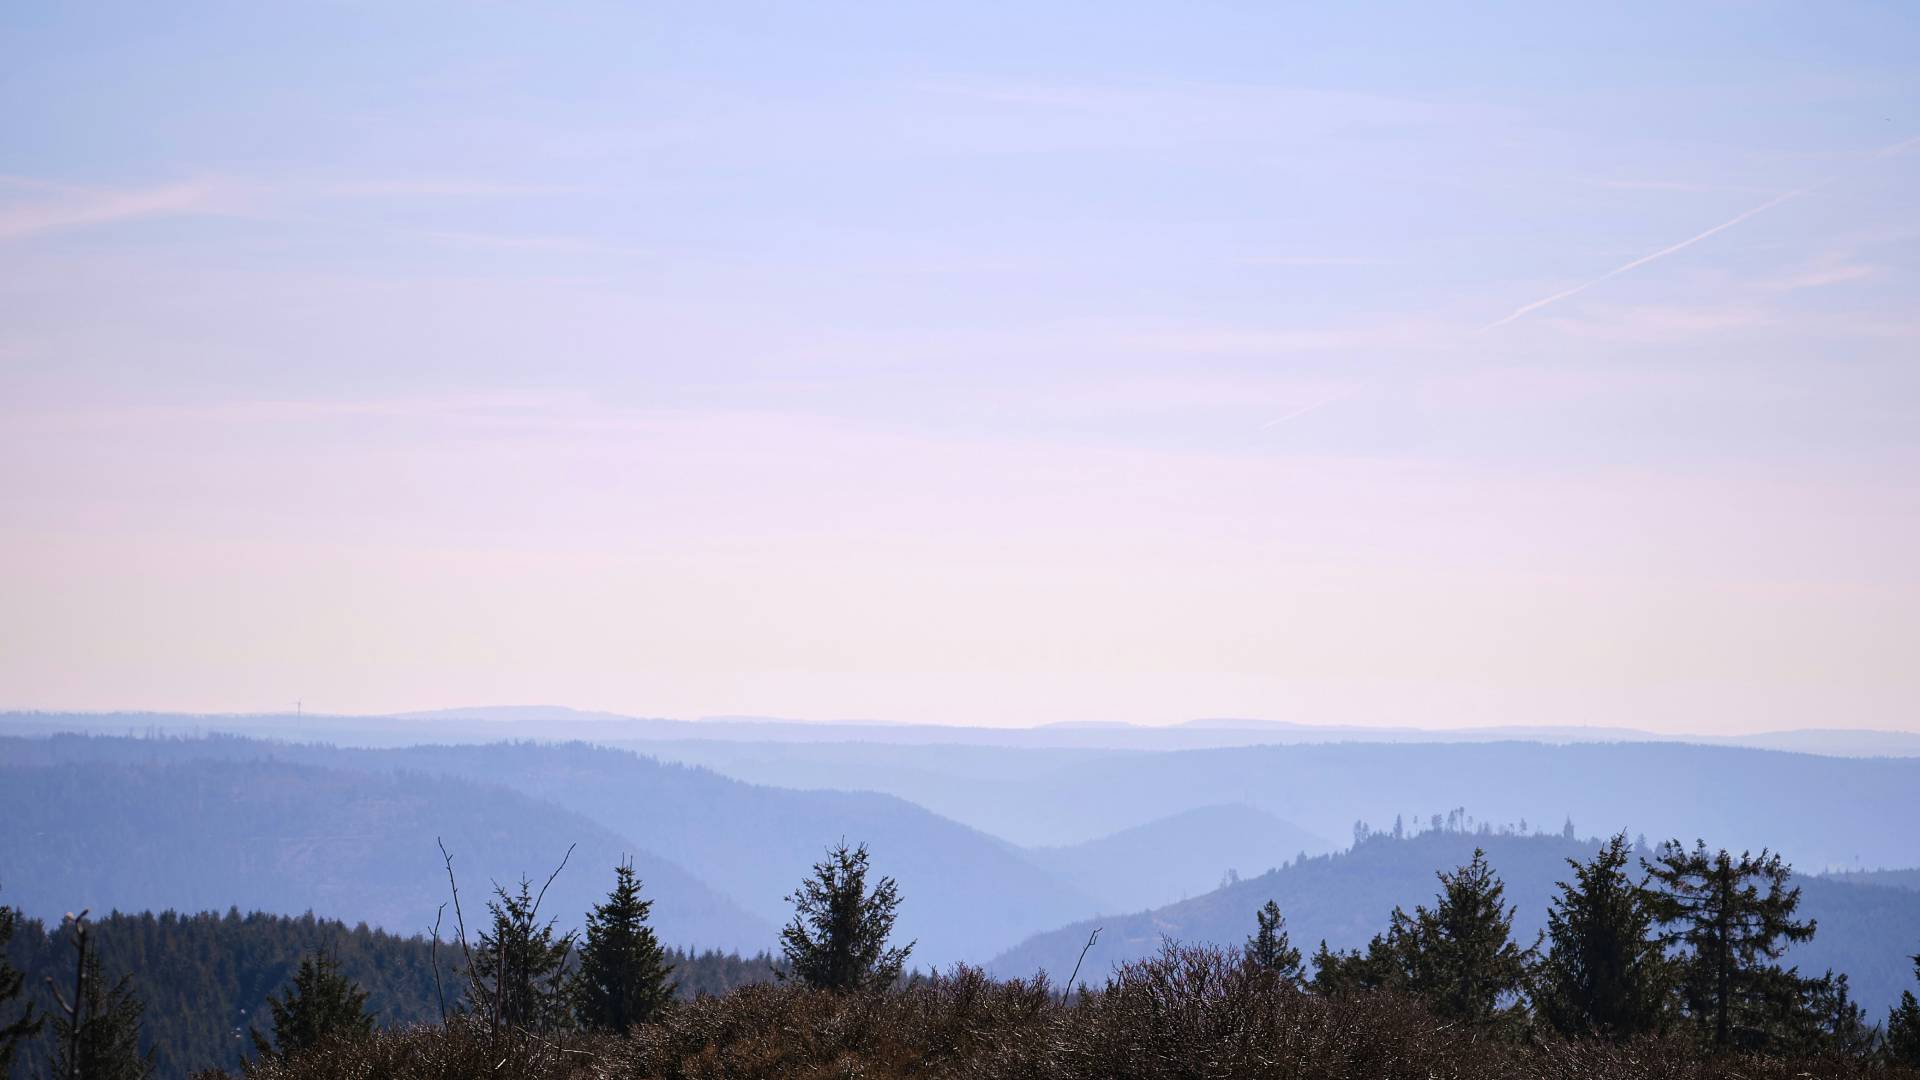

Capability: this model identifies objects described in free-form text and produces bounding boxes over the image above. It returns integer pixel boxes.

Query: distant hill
[8,708,1919,757]
[635,739,1920,868]
[1027,804,1328,913]
[0,734,1101,967]
[342,741,1106,967]
[0,755,771,951]
[990,830,1920,1016]
[1823,867,1920,892]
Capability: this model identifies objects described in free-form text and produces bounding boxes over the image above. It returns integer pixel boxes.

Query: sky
[3,2,1918,731]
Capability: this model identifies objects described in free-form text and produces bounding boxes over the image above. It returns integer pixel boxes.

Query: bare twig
[440,838,488,1024]
[429,902,448,1024]
[531,843,575,920]
[1065,927,1102,997]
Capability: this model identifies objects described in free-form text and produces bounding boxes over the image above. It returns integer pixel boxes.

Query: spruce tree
[1644,840,1816,1050]
[1244,900,1304,986]
[472,877,576,1034]
[49,944,154,1080]
[1885,952,1920,1068]
[1396,848,1536,1026]
[1309,930,1407,996]
[1309,850,1533,1027]
[0,895,42,1077]
[572,861,676,1031]
[1536,833,1671,1039]
[249,951,374,1062]
[780,840,913,992]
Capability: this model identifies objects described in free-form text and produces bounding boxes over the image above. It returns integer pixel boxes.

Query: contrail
[1259,392,1342,429]
[1479,134,1920,333]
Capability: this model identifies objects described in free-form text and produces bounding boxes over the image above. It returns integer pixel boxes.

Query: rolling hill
[0,734,1101,967]
[0,757,771,950]
[1026,803,1328,913]
[990,829,1920,1016]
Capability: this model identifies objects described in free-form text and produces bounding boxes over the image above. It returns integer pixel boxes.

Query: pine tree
[1244,900,1303,986]
[249,951,373,1061]
[1309,930,1407,996]
[1644,840,1816,1051]
[1885,952,1920,1068]
[471,877,576,1034]
[780,840,913,992]
[1536,833,1671,1039]
[0,894,42,1077]
[1772,969,1874,1058]
[1309,850,1534,1027]
[47,919,153,1080]
[572,861,676,1032]
[1396,848,1536,1026]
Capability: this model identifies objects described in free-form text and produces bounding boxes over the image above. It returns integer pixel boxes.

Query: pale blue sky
[3,3,1917,729]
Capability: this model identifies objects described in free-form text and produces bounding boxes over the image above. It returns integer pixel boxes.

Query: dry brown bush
[220,946,1912,1080]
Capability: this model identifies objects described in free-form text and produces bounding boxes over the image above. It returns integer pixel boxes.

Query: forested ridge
[0,907,783,1079]
[4,734,1920,1079]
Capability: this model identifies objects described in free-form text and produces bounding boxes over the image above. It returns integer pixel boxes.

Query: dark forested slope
[0,757,772,951]
[991,829,1920,1015]
[0,907,783,1080]
[0,735,1100,966]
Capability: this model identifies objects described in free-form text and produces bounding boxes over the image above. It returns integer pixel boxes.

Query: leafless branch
[1065,927,1102,997]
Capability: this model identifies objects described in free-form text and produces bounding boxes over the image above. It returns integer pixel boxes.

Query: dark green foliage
[248,952,373,1062]
[0,894,40,1077]
[1890,953,1920,1067]
[1768,968,1875,1058]
[571,863,674,1032]
[1243,900,1303,986]
[660,948,782,999]
[1645,840,1817,1051]
[1536,833,1672,1039]
[1000,830,1920,1018]
[1397,848,1537,1026]
[470,877,575,1035]
[1310,848,1534,1027]
[779,841,913,992]
[1308,933,1403,996]
[48,936,154,1080]
[0,909,778,1079]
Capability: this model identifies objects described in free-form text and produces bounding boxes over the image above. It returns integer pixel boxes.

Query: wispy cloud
[0,181,219,241]
[0,173,588,245]
[1239,255,1397,268]
[309,179,590,200]
[1572,177,1777,195]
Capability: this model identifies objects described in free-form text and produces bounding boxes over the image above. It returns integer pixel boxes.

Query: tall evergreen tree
[1770,969,1875,1059]
[1309,849,1534,1027]
[1644,840,1816,1050]
[249,951,374,1062]
[0,893,42,1077]
[780,840,912,992]
[1397,848,1536,1026]
[1244,900,1303,986]
[572,861,676,1032]
[1885,952,1920,1068]
[471,877,576,1034]
[1536,833,1671,1039]
[48,922,153,1080]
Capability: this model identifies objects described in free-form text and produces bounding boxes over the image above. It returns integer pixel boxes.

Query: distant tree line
[6,831,1920,1078]
[1263,833,1916,1061]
